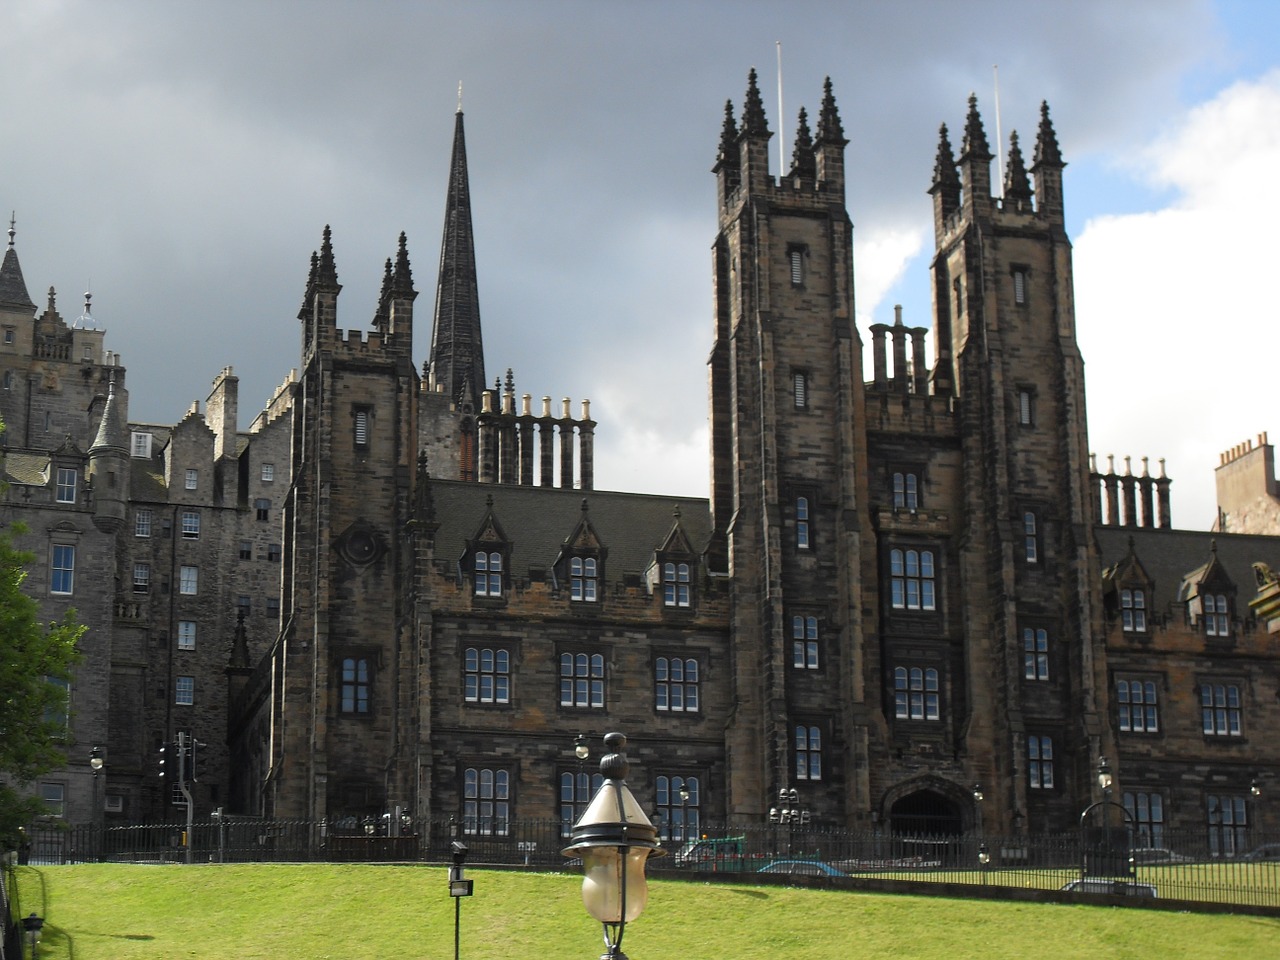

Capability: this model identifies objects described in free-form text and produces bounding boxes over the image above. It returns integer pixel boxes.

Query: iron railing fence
[15,819,1280,909]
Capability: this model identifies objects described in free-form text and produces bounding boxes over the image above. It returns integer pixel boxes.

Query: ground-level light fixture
[563,732,665,960]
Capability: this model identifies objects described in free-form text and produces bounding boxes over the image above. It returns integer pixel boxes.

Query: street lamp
[22,912,43,958]
[89,745,105,861]
[562,732,665,960]
[449,840,473,960]
[1251,777,1262,798]
[1096,756,1113,796]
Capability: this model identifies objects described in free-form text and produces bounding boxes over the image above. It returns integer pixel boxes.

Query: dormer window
[1121,588,1147,632]
[475,551,503,597]
[570,556,598,602]
[131,432,152,458]
[663,562,690,608]
[1204,593,1230,637]
[55,468,77,504]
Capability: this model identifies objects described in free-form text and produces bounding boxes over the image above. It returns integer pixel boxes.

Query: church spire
[429,108,486,410]
[0,214,36,310]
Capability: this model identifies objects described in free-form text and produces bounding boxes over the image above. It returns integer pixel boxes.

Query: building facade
[4,75,1277,844]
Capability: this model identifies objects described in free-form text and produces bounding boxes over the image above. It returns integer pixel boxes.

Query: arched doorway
[888,789,963,838]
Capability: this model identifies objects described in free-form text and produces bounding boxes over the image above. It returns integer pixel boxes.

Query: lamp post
[89,745,104,861]
[449,840,473,960]
[1079,756,1132,882]
[769,787,808,855]
[22,912,43,959]
[575,733,591,822]
[562,732,665,960]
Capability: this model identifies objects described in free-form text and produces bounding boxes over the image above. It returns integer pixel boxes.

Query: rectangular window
[261,462,275,482]
[341,657,371,713]
[51,544,75,594]
[560,769,603,836]
[255,498,271,522]
[1023,628,1049,681]
[1204,593,1230,637]
[239,540,253,560]
[132,563,151,594]
[1117,678,1159,732]
[795,724,821,780]
[463,767,510,836]
[894,666,940,721]
[55,467,77,503]
[1013,268,1027,305]
[179,565,198,595]
[1123,791,1166,848]
[1201,683,1242,736]
[354,409,370,446]
[1018,389,1034,426]
[560,651,605,708]
[181,511,200,539]
[41,782,65,817]
[135,509,153,538]
[789,248,804,286]
[1028,735,1054,789]
[268,543,282,562]
[1023,512,1039,563]
[662,562,690,607]
[570,556,597,602]
[177,621,196,650]
[131,432,152,458]
[793,372,808,409]
[474,551,503,597]
[791,615,819,669]
[655,656,700,712]
[796,497,810,550]
[236,595,251,617]
[185,469,198,491]
[889,548,936,610]
[1207,794,1248,857]
[266,597,280,618]
[892,472,919,510]
[464,647,511,704]
[1121,588,1147,632]
[655,775,700,842]
[175,676,195,706]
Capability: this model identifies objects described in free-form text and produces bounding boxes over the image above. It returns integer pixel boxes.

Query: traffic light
[184,739,198,784]
[158,741,170,778]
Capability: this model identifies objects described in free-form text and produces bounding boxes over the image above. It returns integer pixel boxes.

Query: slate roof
[427,479,713,583]
[3,451,49,486]
[0,246,35,309]
[1096,526,1280,616]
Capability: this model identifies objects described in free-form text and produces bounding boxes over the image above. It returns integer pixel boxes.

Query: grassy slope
[8,863,1280,960]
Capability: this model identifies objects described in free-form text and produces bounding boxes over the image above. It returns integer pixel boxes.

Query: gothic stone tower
[928,98,1109,828]
[710,73,874,821]
[269,226,420,820]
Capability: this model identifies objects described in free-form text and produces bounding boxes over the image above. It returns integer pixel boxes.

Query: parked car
[1130,847,1192,865]
[1241,844,1280,861]
[757,859,848,877]
[1061,879,1157,897]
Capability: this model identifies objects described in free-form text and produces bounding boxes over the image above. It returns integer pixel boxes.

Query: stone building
[5,73,1278,843]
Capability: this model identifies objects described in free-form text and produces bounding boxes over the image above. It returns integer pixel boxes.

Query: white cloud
[1075,70,1280,530]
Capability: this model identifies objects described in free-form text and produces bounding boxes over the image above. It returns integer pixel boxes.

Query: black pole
[454,894,461,960]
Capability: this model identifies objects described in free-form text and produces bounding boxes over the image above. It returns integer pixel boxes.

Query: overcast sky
[2,0,1277,530]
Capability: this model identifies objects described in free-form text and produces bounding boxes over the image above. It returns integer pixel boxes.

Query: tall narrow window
[792,616,819,669]
[1121,588,1147,632]
[181,511,201,539]
[464,647,510,704]
[894,666,940,720]
[175,676,195,706]
[662,562,690,607]
[1123,791,1166,847]
[261,463,275,482]
[177,621,196,651]
[560,769,603,836]
[55,468,77,503]
[179,565,198,595]
[51,545,75,595]
[1204,594,1230,637]
[475,552,503,597]
[793,372,808,409]
[1023,512,1039,563]
[795,725,822,780]
[655,656,699,712]
[655,775,700,842]
[570,557,598,602]
[789,249,804,286]
[135,509,153,538]
[341,657,371,714]
[1013,269,1027,305]
[1207,795,1248,857]
[132,563,151,594]
[354,409,370,446]
[185,469,198,491]
[255,498,271,522]
[1201,683,1242,736]
[1023,628,1049,680]
[796,497,810,550]
[1117,679,1159,732]
[889,548,936,610]
[464,768,510,836]
[1018,389,1034,426]
[1028,735,1054,788]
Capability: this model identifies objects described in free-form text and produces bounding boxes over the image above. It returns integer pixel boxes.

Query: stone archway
[888,789,963,837]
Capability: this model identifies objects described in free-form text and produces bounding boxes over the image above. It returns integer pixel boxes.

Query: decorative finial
[7,212,14,249]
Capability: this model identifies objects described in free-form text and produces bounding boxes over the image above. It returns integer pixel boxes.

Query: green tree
[0,458,85,849]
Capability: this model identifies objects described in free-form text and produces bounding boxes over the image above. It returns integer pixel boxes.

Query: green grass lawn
[7,863,1279,960]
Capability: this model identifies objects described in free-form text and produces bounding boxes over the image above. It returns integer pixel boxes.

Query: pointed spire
[790,107,815,179]
[1032,100,1064,168]
[717,99,739,165]
[961,94,992,161]
[90,377,127,454]
[373,257,393,331]
[1003,131,1032,205]
[317,224,339,289]
[814,77,846,145]
[740,68,770,138]
[391,231,415,298]
[429,107,486,410]
[931,123,960,191]
[0,213,35,310]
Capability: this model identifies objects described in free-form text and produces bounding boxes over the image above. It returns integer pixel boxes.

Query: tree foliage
[0,488,85,848]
